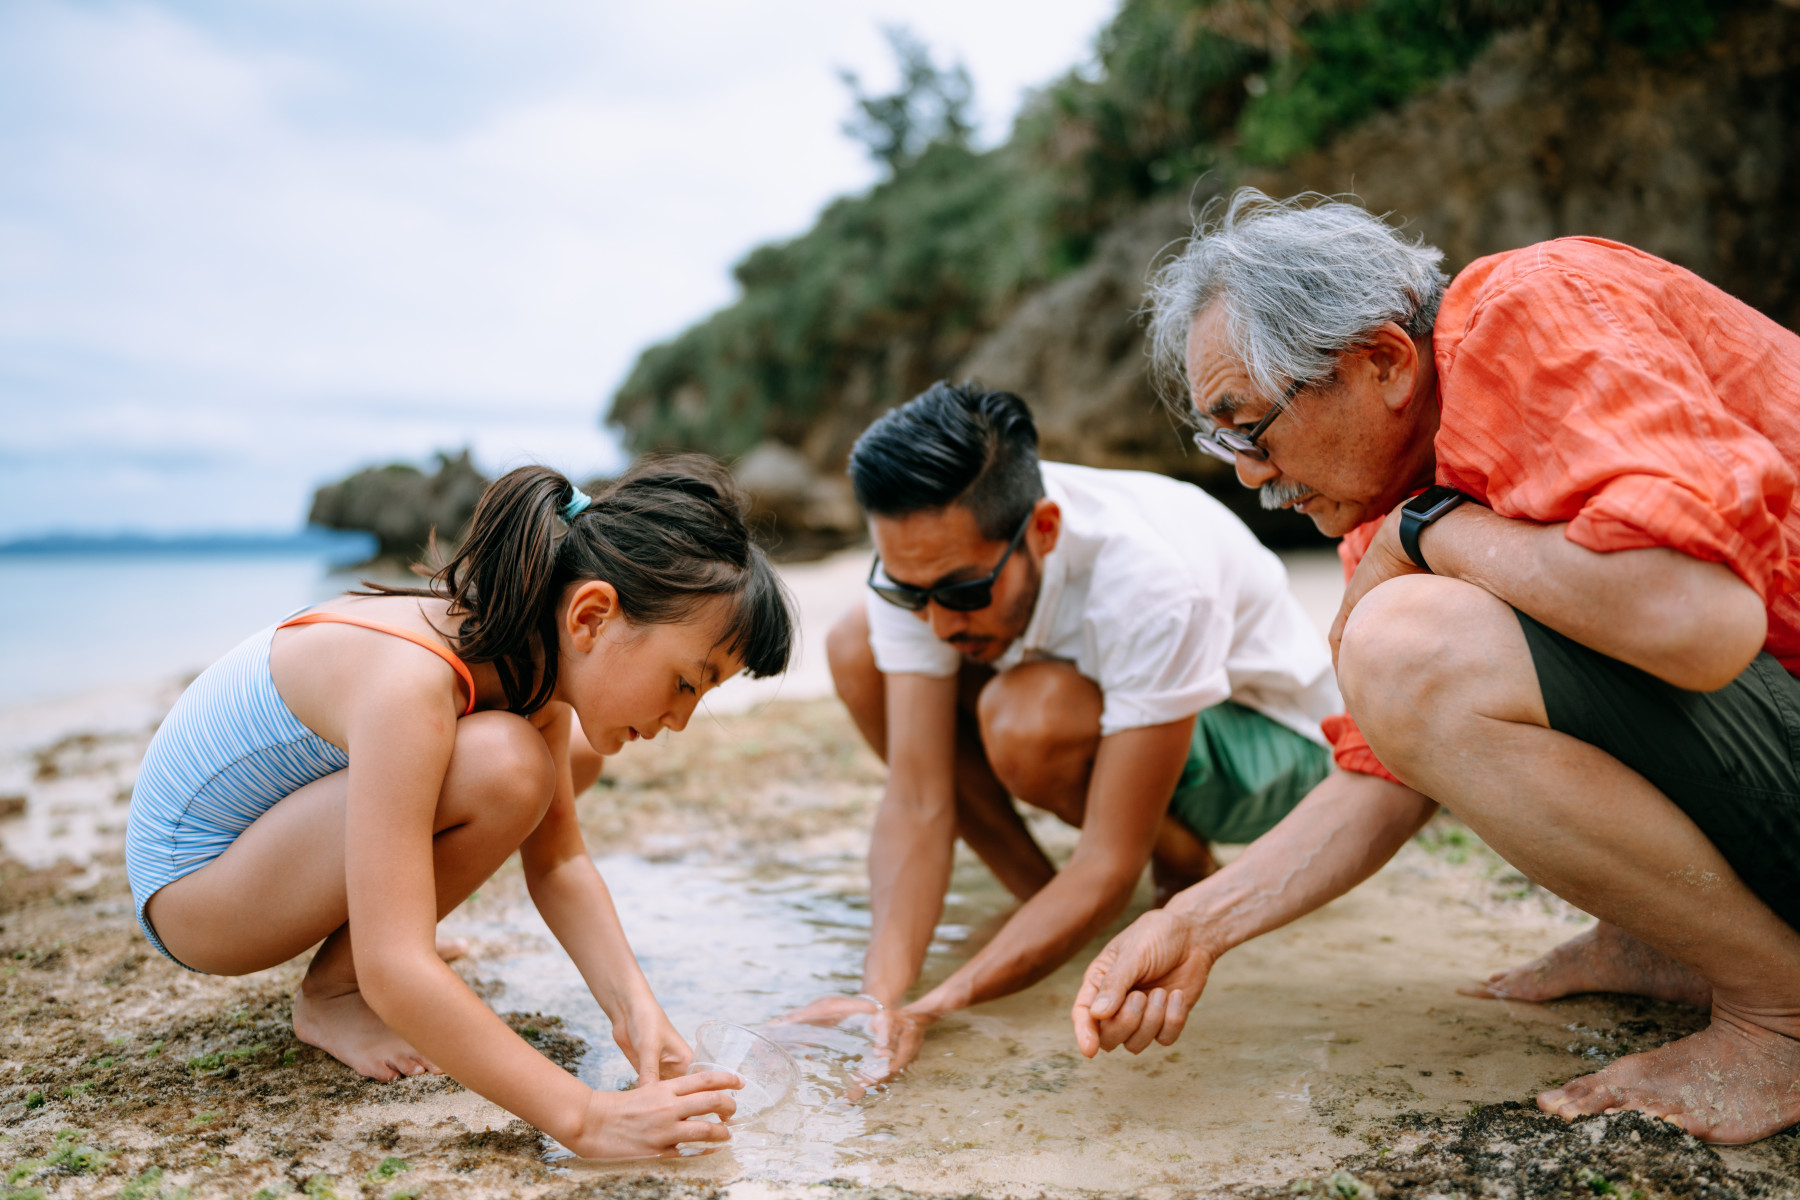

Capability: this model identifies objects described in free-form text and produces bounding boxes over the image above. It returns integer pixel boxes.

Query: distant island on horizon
[0,527,379,563]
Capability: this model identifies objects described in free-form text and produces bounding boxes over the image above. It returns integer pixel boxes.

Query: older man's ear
[1360,321,1427,413]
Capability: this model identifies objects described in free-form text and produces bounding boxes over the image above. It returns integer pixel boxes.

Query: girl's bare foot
[1538,1005,1800,1143]
[1459,921,1712,1007]
[292,983,440,1082]
[436,937,470,962]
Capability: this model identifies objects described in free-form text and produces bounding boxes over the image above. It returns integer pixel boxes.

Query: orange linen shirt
[1324,237,1800,782]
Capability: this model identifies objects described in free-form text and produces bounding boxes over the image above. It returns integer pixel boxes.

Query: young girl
[125,457,792,1159]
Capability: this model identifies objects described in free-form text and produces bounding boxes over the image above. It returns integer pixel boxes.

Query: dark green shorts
[1166,701,1332,844]
[1517,610,1800,934]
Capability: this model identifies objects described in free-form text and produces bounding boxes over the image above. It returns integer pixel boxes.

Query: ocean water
[0,554,373,709]
[0,545,1343,713]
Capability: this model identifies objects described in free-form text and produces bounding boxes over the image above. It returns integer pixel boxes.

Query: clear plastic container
[686,1021,800,1123]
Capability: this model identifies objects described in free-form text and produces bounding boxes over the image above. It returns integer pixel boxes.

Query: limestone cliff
[617,0,1800,554]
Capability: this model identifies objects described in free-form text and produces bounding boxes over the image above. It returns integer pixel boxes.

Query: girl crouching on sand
[124,457,790,1158]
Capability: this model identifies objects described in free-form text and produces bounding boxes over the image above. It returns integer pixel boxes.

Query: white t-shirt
[866,461,1342,741]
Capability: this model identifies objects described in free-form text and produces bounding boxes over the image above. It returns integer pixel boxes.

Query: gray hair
[1145,189,1448,415]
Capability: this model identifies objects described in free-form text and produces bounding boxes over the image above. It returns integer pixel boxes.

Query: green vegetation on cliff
[607,0,1740,463]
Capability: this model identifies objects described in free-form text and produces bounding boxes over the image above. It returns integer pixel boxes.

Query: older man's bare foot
[292,984,440,1082]
[1459,921,1712,1007]
[1539,1006,1800,1143]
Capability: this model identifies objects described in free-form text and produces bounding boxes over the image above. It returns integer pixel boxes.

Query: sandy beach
[4,549,1798,1198]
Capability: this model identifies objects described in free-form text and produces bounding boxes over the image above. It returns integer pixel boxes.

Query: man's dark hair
[848,380,1044,541]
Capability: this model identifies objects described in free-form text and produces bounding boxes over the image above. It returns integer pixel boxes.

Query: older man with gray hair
[1070,189,1800,1143]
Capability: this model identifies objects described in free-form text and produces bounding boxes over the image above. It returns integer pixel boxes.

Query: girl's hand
[567,1072,741,1159]
[613,998,692,1083]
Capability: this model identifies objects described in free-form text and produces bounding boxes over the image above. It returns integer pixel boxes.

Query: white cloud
[0,0,1116,536]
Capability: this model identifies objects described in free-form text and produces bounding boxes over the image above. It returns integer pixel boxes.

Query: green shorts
[1166,701,1332,844]
[1517,610,1800,934]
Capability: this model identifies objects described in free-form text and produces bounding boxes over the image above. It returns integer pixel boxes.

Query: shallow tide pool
[467,851,893,1180]
[458,840,1599,1196]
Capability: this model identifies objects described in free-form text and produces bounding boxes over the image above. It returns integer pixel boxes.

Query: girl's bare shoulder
[269,594,470,746]
[299,592,461,637]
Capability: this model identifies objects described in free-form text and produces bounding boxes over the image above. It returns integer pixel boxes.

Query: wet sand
[4,551,1798,1196]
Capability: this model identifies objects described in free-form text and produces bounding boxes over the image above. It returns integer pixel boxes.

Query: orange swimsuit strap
[275,611,477,717]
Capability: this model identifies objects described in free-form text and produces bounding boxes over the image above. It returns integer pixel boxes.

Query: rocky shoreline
[4,678,1797,1198]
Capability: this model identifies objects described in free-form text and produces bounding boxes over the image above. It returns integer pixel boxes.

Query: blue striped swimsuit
[125,611,474,970]
[126,620,349,968]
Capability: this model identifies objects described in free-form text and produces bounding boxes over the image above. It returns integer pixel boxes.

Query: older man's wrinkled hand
[1070,908,1215,1057]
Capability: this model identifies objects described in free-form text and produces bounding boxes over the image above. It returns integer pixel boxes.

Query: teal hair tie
[561,487,592,522]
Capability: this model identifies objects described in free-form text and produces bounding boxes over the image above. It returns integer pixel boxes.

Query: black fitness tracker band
[1398,486,1471,574]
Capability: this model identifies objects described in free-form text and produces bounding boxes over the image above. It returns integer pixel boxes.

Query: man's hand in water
[775,995,931,1097]
[777,993,883,1027]
[838,1007,934,1100]
[613,998,693,1083]
[1071,908,1216,1056]
[865,1008,932,1079]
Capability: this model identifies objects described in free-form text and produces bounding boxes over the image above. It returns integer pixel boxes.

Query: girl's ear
[566,580,621,651]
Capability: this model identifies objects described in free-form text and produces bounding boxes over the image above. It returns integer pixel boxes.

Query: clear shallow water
[468,853,881,1179]
[466,850,1002,1182]
[0,554,364,707]
[455,834,1602,1196]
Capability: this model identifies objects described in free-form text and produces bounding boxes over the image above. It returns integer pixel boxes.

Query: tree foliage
[840,27,976,174]
[608,0,1745,462]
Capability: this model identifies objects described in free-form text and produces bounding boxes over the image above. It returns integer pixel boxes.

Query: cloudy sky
[0,0,1118,540]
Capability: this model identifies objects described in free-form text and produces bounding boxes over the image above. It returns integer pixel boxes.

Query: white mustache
[1259,478,1315,510]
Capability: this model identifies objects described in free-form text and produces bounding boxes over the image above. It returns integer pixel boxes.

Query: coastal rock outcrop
[947,0,1800,544]
[609,0,1800,555]
[307,449,488,562]
[315,4,1799,560]
[732,440,865,557]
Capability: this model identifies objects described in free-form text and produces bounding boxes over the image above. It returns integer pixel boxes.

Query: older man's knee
[977,664,1101,799]
[1339,575,1508,768]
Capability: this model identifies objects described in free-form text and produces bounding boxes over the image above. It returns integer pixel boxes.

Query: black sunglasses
[868,511,1033,613]
[1191,376,1306,464]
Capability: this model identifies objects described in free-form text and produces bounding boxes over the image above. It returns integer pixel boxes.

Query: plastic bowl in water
[687,1021,800,1123]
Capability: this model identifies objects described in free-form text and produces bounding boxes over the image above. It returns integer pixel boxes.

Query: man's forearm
[910,716,1194,1016]
[1168,769,1435,958]
[861,788,957,1005]
[911,852,1139,1015]
[1421,505,1766,690]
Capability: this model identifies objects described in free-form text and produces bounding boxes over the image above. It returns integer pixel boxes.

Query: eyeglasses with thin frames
[1191,376,1306,464]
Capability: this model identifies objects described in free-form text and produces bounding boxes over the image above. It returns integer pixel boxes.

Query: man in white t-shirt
[781,381,1343,1074]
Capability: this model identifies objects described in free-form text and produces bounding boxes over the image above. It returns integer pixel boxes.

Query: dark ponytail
[367,455,793,715]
